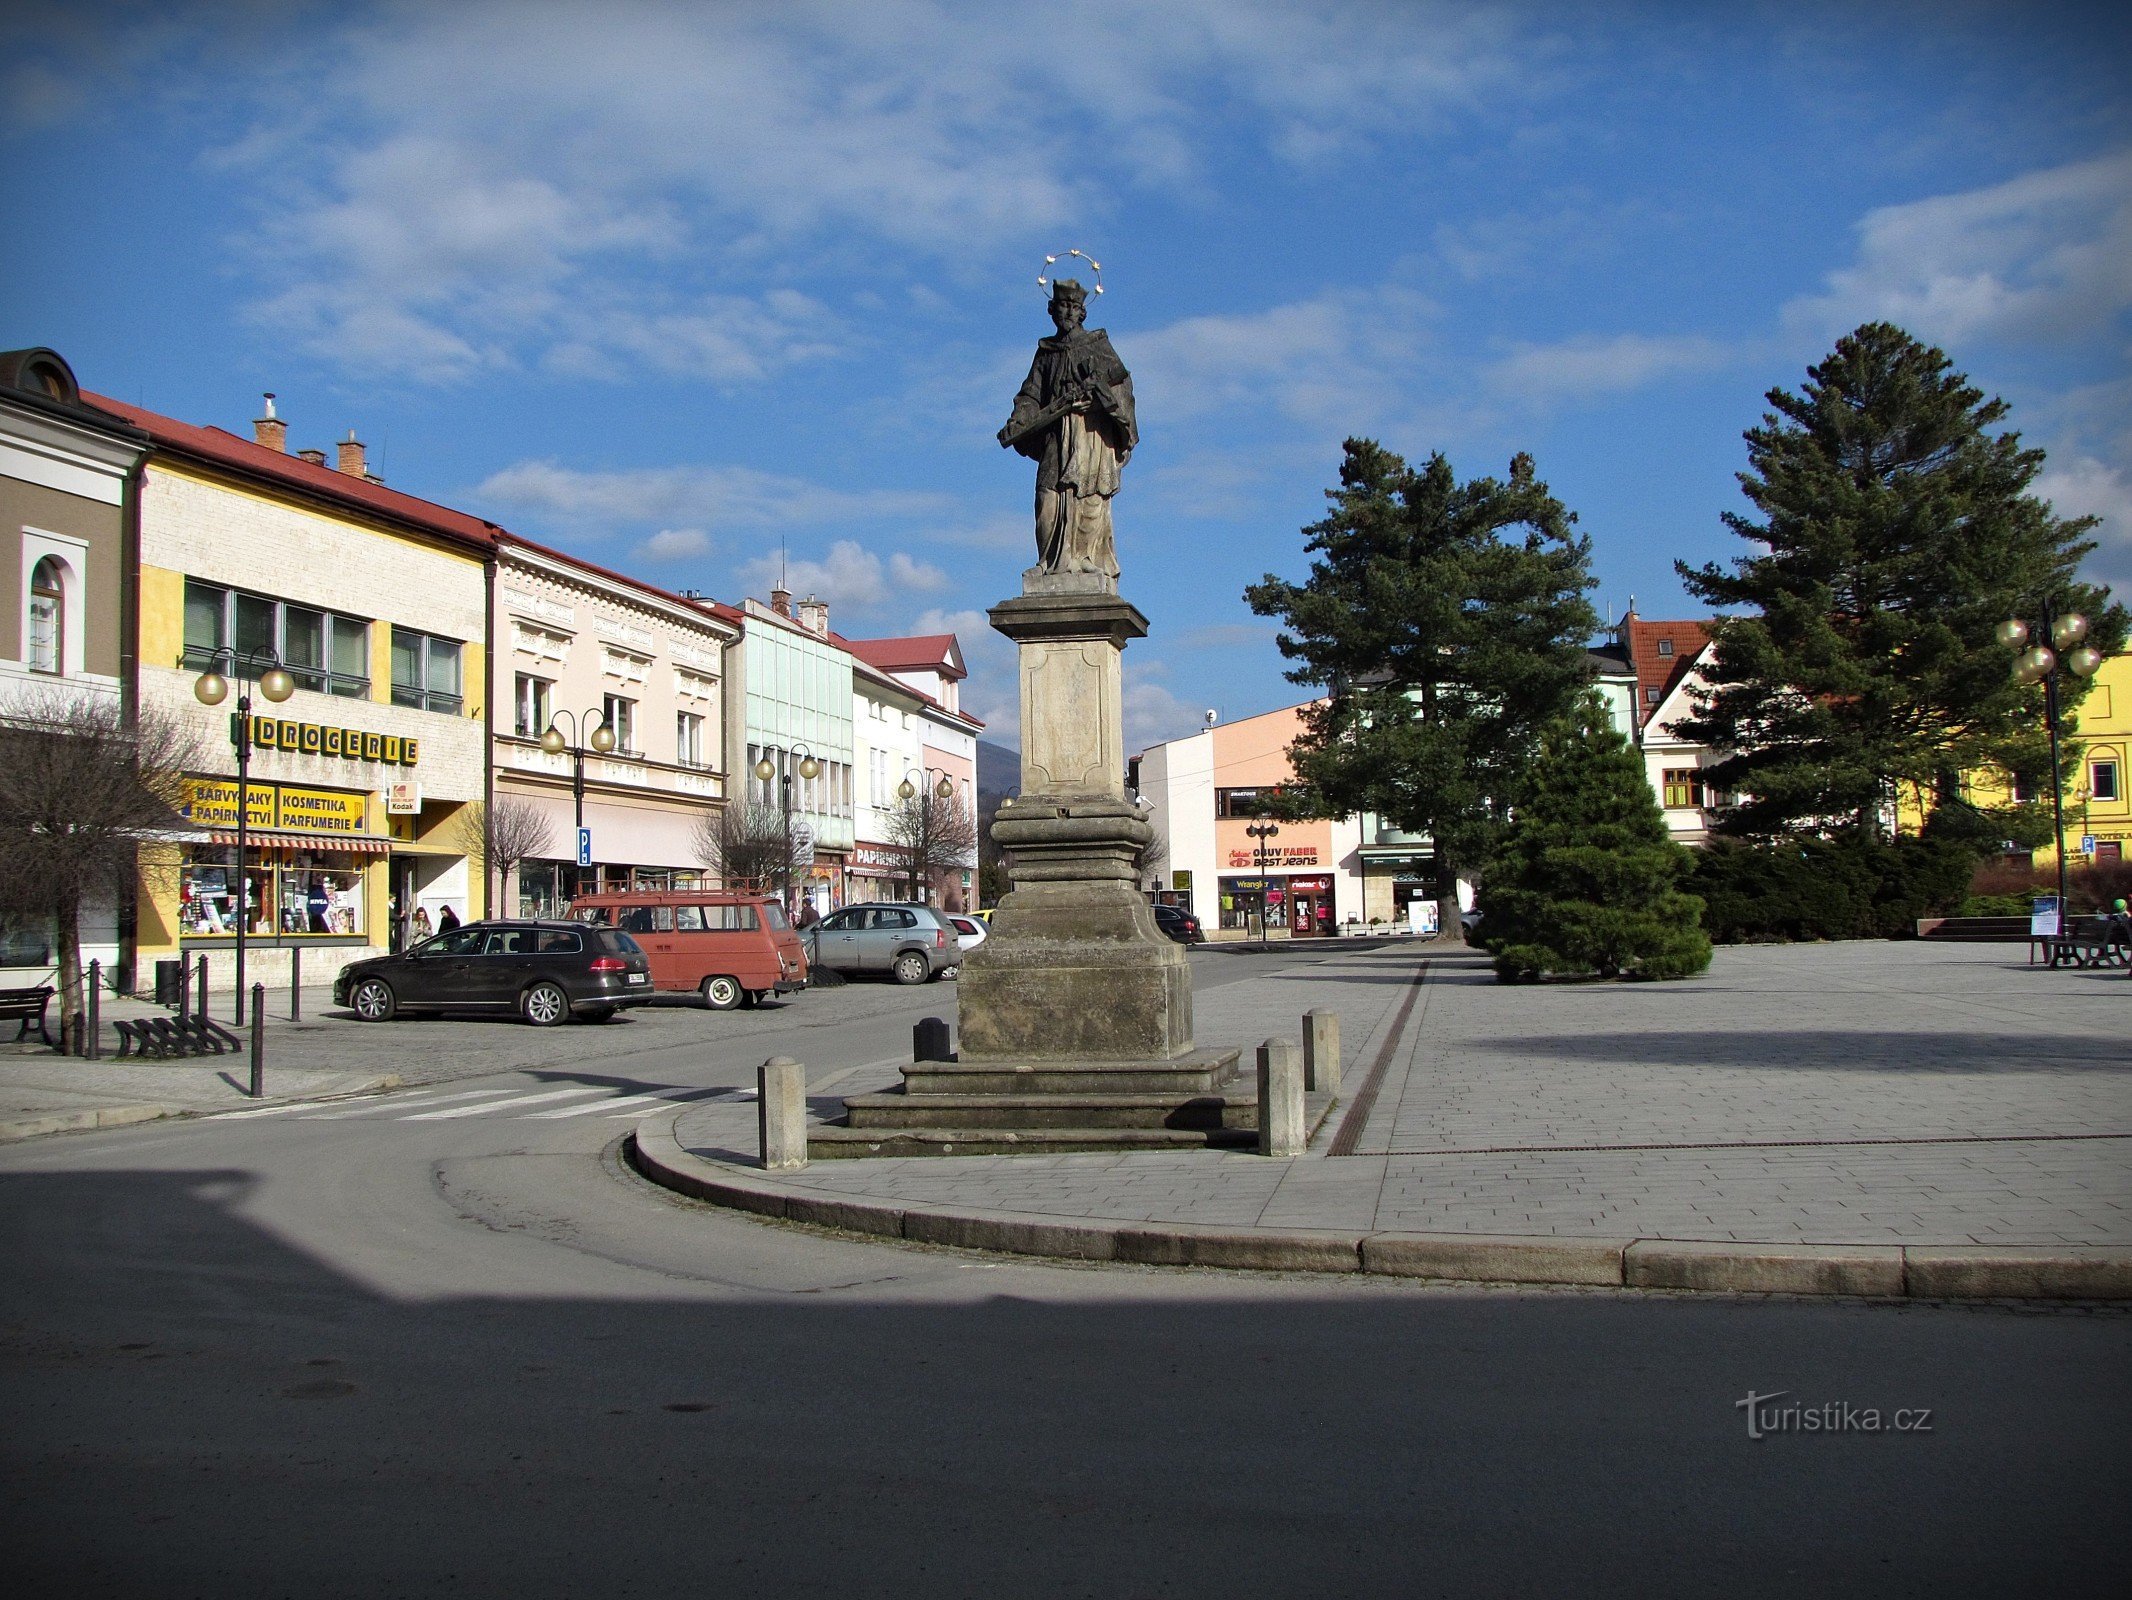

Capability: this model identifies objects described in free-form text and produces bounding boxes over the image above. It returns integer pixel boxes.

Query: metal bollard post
[913,1016,952,1062]
[249,984,266,1098]
[87,959,102,1060]
[1257,1037,1305,1157]
[196,954,209,1026]
[1302,1009,1340,1096]
[290,946,302,1022]
[758,1056,809,1169]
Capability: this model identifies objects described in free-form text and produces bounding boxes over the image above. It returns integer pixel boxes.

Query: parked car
[569,889,807,1009]
[802,903,960,984]
[944,913,988,976]
[1152,904,1206,944]
[334,920,652,1025]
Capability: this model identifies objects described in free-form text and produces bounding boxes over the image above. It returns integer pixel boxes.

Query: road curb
[0,1072,403,1144]
[0,1103,175,1143]
[624,1115,2132,1301]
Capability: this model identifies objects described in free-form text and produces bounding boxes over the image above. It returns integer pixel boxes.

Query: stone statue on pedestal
[998,279,1136,586]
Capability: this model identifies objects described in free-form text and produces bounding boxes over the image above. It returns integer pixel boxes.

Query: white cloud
[637,527,710,562]
[736,539,948,614]
[909,605,1015,738]
[2037,454,2132,590]
[474,459,950,531]
[1483,332,1737,405]
[187,1,1524,382]
[1124,675,1205,755]
[1785,149,2132,347]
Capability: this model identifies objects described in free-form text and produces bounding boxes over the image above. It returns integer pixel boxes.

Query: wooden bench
[2038,920,2131,969]
[1,985,55,1045]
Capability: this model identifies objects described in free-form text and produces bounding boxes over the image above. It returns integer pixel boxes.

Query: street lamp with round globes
[1999,602,2103,934]
[894,769,960,902]
[188,647,297,1025]
[541,710,618,893]
[756,746,820,914]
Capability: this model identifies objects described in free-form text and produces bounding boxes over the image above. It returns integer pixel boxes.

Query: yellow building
[1931,651,2129,868]
[95,392,494,993]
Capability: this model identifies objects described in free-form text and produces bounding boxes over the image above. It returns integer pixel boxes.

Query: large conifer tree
[1479,696,1711,982]
[1677,323,2125,839]
[1246,443,1598,933]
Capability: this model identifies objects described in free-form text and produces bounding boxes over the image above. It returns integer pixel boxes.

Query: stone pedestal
[954,585,1195,1064]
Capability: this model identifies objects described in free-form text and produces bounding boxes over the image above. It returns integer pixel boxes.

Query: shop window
[179,848,364,938]
[27,556,63,673]
[1215,787,1283,819]
[601,694,636,754]
[392,628,463,714]
[1662,769,1706,809]
[2091,760,2120,803]
[184,579,371,697]
[676,711,706,767]
[514,674,553,739]
[2096,841,2122,863]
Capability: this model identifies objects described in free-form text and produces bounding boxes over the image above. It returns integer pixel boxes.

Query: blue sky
[6,1,2130,750]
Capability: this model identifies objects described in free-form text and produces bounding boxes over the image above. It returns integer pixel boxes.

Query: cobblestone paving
[673,940,2132,1247]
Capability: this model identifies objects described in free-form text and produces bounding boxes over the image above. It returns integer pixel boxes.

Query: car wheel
[522,981,569,1026]
[892,950,928,985]
[350,977,396,1022]
[701,974,742,1010]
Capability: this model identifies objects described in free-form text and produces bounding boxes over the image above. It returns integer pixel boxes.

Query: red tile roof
[841,633,966,681]
[86,391,498,554]
[1625,617,1711,726]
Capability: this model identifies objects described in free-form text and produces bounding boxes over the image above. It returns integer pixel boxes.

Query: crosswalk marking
[212,1098,345,1120]
[301,1088,515,1119]
[402,1086,612,1119]
[526,1091,671,1119]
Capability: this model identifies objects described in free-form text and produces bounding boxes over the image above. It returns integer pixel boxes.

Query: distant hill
[976,739,1019,812]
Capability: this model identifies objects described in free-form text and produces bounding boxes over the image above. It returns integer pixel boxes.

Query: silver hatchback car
[802,902,961,984]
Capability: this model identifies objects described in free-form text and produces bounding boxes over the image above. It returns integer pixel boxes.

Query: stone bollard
[1257,1037,1305,1157]
[758,1056,809,1170]
[914,1016,953,1062]
[1302,1009,1340,1096]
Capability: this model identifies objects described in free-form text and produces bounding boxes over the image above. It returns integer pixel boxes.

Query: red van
[569,889,807,1009]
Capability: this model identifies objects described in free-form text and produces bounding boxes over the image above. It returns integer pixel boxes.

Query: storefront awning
[207,829,392,856]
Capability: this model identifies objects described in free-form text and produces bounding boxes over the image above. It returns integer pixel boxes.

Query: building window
[602,694,636,755]
[2093,760,2121,803]
[1662,768,1706,809]
[676,711,705,767]
[391,628,463,714]
[28,556,63,674]
[1644,686,1661,704]
[1215,787,1283,819]
[1656,638,1674,657]
[184,579,371,697]
[2009,771,2035,804]
[514,674,552,739]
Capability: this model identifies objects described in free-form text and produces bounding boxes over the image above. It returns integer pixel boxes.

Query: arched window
[28,556,64,674]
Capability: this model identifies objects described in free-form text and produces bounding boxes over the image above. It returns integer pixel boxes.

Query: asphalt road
[3,950,2127,1598]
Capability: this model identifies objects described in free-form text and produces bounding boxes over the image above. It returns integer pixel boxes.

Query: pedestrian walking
[438,904,461,933]
[412,905,433,943]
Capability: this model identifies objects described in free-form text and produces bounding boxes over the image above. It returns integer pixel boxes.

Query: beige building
[494,536,739,914]
[98,392,494,991]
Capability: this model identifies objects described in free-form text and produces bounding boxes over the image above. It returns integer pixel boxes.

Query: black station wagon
[333,919,653,1025]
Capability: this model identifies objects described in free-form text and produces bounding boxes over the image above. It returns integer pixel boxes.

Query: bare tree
[0,686,198,1044]
[692,801,791,892]
[1135,815,1169,892]
[455,796,557,916]
[884,790,980,906]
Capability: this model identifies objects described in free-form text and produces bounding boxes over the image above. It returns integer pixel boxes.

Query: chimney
[298,447,327,466]
[797,594,828,637]
[770,585,793,617]
[253,393,286,453]
[336,430,368,478]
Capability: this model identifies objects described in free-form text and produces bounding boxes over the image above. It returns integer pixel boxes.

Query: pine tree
[1245,443,1598,933]
[1677,322,2126,839]
[1480,696,1712,982]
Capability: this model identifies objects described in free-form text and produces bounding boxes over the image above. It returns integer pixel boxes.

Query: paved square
[674,939,2132,1247]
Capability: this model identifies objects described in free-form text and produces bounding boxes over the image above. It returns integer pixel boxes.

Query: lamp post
[541,710,615,896]
[192,648,296,1025]
[1245,821,1280,950]
[896,768,956,903]
[1998,602,2104,930]
[754,743,820,917]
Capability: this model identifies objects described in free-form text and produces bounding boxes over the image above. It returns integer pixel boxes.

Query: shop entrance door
[1288,877,1334,937]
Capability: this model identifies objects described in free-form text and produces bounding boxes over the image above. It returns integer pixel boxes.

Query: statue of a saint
[998,279,1137,580]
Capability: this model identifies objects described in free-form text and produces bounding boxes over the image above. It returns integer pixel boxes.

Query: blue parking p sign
[577,827,593,867]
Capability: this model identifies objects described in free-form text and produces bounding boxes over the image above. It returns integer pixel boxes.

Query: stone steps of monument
[808,1092,1334,1159]
[903,1046,1241,1099]
[841,1089,1256,1132]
